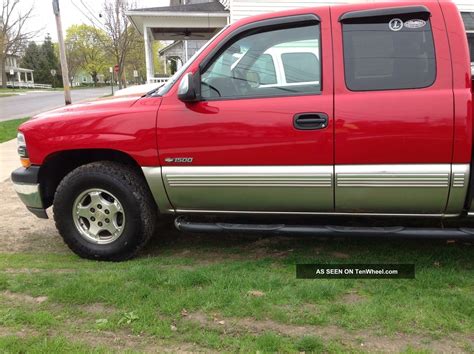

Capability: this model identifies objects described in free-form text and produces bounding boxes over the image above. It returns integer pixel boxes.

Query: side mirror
[178,73,199,102]
[246,70,261,88]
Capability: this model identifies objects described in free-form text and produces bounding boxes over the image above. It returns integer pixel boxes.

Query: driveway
[0,87,115,122]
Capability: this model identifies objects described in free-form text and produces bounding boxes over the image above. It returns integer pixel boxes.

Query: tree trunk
[0,55,7,89]
[117,73,122,90]
[91,72,98,86]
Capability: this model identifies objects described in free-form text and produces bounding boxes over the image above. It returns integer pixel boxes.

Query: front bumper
[11,166,48,219]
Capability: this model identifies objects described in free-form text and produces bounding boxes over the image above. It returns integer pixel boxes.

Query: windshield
[150,26,229,97]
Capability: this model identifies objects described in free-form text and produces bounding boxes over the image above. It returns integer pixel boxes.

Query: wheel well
[39,149,146,208]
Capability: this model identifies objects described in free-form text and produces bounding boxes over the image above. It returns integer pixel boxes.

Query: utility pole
[52,0,72,105]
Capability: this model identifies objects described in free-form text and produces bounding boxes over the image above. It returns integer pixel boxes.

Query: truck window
[249,54,277,85]
[282,52,320,84]
[467,33,474,64]
[342,15,436,91]
[461,12,474,72]
[201,22,321,99]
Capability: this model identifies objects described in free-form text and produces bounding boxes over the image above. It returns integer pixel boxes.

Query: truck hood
[32,95,142,121]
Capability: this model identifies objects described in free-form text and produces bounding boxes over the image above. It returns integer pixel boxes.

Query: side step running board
[174,217,474,239]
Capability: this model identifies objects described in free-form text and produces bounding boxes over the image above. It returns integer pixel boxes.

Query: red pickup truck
[11,0,474,260]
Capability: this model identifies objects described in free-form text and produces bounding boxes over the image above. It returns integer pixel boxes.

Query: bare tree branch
[79,0,139,89]
[0,0,40,88]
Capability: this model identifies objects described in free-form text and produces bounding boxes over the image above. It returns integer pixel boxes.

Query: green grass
[0,118,29,143]
[0,94,17,98]
[0,88,28,93]
[0,231,473,352]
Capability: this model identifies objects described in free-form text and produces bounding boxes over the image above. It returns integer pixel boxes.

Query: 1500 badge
[164,157,193,163]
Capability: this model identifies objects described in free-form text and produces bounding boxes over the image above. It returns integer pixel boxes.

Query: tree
[153,41,164,76]
[0,0,38,88]
[65,24,110,85]
[21,35,61,86]
[123,26,146,84]
[97,0,140,89]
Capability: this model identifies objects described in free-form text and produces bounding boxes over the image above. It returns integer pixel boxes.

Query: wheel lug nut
[105,210,109,214]
[105,218,110,223]
[98,222,103,227]
[91,217,95,221]
[90,208,95,212]
[97,204,102,209]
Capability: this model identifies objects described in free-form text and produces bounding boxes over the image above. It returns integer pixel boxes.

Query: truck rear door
[331,3,458,215]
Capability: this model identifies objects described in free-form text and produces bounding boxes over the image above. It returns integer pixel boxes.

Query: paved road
[0,87,115,122]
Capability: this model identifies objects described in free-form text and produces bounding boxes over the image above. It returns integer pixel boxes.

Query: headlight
[17,132,30,168]
[17,132,27,157]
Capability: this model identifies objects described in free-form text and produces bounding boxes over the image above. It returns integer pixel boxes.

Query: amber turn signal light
[20,158,31,168]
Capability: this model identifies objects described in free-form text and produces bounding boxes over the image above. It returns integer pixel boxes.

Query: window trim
[341,16,437,92]
[198,14,322,102]
[339,5,430,23]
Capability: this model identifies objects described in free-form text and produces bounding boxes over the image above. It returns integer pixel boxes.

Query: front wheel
[53,161,157,261]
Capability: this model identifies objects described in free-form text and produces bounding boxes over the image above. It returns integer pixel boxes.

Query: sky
[19,0,169,42]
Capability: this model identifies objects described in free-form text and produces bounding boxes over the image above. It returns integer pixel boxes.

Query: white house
[126,0,229,83]
[1,54,35,88]
[126,0,474,84]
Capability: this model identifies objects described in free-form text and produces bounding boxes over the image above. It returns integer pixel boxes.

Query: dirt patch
[79,303,116,316]
[247,290,265,297]
[0,323,209,353]
[184,312,473,353]
[67,329,209,353]
[2,290,48,304]
[3,268,75,274]
[0,325,38,338]
[0,181,65,254]
[340,291,365,304]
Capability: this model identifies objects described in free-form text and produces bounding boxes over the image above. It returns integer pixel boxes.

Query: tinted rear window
[342,15,436,91]
[467,33,474,63]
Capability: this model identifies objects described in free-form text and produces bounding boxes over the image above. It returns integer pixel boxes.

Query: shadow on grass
[144,218,474,268]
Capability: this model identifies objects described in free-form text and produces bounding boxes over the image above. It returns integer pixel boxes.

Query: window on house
[342,14,436,91]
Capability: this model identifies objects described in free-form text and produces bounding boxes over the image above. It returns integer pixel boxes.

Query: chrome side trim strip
[162,166,333,212]
[142,167,175,214]
[335,164,452,214]
[165,168,332,188]
[336,165,450,188]
[447,164,470,214]
[175,209,460,218]
[153,164,469,216]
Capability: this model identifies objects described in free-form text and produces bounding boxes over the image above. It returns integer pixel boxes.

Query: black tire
[53,161,157,261]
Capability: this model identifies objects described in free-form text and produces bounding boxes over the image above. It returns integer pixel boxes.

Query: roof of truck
[229,0,452,30]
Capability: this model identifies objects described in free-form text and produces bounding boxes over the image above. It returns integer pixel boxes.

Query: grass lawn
[0,88,28,94]
[0,223,473,353]
[0,118,29,143]
[0,94,18,98]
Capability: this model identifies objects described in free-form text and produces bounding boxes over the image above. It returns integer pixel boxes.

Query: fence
[6,81,53,89]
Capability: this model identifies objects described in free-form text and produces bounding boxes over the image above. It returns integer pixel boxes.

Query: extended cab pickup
[11,0,474,260]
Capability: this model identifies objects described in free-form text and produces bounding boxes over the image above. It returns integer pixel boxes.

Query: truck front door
[157,10,335,213]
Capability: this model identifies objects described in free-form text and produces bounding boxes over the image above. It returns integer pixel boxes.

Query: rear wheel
[53,161,156,261]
